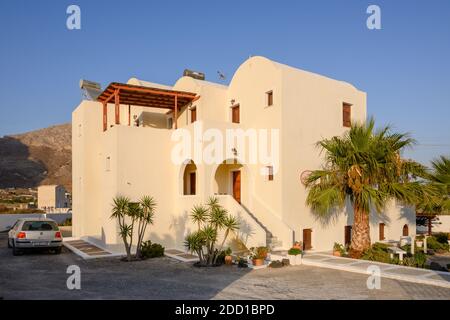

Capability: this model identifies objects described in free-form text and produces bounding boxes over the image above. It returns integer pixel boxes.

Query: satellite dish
[80,79,102,101]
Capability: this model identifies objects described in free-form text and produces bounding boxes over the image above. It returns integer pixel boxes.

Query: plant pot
[288,254,302,266]
[224,255,233,265]
[252,258,264,266]
[333,250,341,257]
[416,241,423,248]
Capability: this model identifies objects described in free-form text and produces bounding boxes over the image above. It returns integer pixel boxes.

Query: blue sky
[0,0,449,165]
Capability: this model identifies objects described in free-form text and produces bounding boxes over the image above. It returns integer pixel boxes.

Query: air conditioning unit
[183,69,205,80]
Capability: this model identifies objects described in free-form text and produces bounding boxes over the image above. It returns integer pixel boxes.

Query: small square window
[266,91,273,106]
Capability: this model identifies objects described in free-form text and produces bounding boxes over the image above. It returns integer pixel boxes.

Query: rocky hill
[0,123,72,191]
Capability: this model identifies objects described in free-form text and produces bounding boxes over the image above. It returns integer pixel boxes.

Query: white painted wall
[72,56,416,253]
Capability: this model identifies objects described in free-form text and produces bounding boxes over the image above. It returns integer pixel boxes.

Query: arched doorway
[402,224,409,236]
[182,160,197,195]
[213,159,244,204]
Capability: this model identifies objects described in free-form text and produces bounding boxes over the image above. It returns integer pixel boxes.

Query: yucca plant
[304,118,430,257]
[110,195,157,261]
[184,197,240,266]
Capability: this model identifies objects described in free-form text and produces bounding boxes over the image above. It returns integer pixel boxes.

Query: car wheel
[12,241,22,256]
[54,247,62,255]
[7,238,12,248]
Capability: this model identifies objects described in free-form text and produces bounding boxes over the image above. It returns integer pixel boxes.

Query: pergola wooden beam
[97,82,199,132]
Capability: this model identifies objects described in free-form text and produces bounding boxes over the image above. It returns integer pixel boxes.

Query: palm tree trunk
[350,207,371,258]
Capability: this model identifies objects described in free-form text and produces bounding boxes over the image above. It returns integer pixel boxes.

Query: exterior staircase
[239,203,284,251]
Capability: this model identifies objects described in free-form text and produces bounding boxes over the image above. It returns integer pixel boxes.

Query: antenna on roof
[79,79,102,101]
[217,71,226,82]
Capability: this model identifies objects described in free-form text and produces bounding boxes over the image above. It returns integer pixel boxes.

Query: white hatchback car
[7,218,63,255]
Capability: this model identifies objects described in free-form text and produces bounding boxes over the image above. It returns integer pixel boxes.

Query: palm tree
[427,156,450,211]
[304,118,429,257]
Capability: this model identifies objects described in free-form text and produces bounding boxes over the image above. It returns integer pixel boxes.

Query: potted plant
[293,241,302,250]
[333,242,344,257]
[224,247,233,265]
[287,248,303,265]
[416,235,424,248]
[250,247,267,266]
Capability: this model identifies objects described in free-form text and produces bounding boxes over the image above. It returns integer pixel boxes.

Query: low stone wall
[0,213,72,232]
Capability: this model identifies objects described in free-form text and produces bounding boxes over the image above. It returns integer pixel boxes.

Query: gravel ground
[1,233,450,300]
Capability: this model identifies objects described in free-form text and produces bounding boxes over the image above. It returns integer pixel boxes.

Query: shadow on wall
[399,206,416,225]
[234,212,255,247]
[0,136,47,188]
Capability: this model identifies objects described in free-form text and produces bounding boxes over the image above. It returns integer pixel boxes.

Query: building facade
[72,56,415,252]
[37,185,70,212]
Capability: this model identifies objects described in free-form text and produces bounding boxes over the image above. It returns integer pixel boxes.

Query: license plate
[34,241,49,246]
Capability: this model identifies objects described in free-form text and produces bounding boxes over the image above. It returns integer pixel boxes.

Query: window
[402,224,409,236]
[231,104,240,123]
[379,223,385,241]
[343,103,352,127]
[266,91,273,106]
[266,166,274,181]
[191,107,197,123]
[167,117,173,129]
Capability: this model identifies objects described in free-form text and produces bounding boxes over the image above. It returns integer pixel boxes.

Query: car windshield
[22,221,58,231]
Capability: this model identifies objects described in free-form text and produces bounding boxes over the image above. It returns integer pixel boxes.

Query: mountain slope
[0,123,72,191]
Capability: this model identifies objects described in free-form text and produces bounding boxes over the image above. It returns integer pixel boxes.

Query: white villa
[72,56,415,252]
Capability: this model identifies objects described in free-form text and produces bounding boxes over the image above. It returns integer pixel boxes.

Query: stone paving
[302,252,450,289]
[1,233,449,299]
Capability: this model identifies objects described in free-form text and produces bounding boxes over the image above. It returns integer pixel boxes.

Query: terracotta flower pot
[333,250,341,257]
[252,258,264,266]
[225,255,233,265]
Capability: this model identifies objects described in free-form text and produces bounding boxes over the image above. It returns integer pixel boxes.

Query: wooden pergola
[97,82,199,131]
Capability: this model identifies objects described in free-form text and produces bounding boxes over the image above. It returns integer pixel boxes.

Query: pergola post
[174,94,178,129]
[128,105,131,126]
[102,102,107,132]
[114,89,120,125]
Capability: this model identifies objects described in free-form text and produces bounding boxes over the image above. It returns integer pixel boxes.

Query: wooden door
[232,170,241,204]
[345,225,352,246]
[303,229,312,250]
[189,172,196,195]
[379,223,385,241]
[232,105,240,123]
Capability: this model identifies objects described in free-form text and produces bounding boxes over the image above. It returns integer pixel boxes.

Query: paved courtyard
[1,233,450,300]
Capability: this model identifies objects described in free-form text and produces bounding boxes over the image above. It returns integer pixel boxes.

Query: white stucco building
[72,56,415,252]
[37,185,70,212]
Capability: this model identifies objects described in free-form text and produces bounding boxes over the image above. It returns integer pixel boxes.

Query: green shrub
[414,252,427,268]
[288,248,302,256]
[59,218,72,226]
[434,233,450,244]
[361,243,392,263]
[140,240,164,259]
[427,236,449,251]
